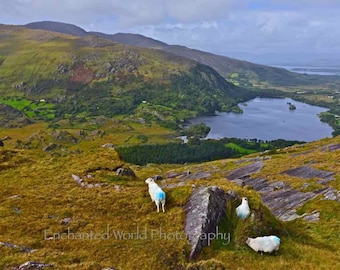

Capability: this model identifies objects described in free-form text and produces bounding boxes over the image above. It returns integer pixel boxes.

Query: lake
[273,66,340,76]
[187,98,333,142]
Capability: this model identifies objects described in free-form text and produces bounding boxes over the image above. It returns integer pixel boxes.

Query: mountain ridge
[0,24,254,129]
[24,21,339,88]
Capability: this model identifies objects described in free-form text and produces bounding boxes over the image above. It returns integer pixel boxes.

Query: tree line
[117,138,304,165]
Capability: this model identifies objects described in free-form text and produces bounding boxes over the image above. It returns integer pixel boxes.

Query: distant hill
[24,21,339,87]
[90,32,168,49]
[0,24,253,128]
[25,21,88,36]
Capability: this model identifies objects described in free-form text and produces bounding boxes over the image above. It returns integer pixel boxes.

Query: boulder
[102,143,116,149]
[184,186,228,259]
[43,143,58,152]
[116,167,136,177]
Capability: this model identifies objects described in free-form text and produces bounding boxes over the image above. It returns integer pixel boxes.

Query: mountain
[90,31,168,49]
[25,21,88,36]
[24,21,339,87]
[0,24,253,129]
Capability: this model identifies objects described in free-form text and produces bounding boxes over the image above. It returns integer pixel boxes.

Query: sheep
[246,235,281,254]
[145,178,166,213]
[236,197,250,219]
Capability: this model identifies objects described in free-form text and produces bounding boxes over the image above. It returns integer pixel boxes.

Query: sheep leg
[162,201,165,213]
[155,200,160,213]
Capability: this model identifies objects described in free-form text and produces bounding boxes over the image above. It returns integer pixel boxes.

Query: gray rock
[72,174,83,185]
[226,161,264,180]
[317,187,340,201]
[184,186,228,259]
[102,143,116,149]
[302,211,320,222]
[281,166,334,182]
[165,171,190,179]
[230,176,321,221]
[0,242,35,253]
[180,171,211,181]
[43,143,58,152]
[61,217,72,225]
[161,181,186,189]
[320,143,340,152]
[18,261,53,269]
[232,178,245,187]
[116,167,135,177]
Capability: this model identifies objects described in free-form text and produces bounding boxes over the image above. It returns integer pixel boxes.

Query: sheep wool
[236,197,250,219]
[246,235,281,254]
[145,178,166,213]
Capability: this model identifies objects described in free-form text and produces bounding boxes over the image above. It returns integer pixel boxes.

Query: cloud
[0,0,339,55]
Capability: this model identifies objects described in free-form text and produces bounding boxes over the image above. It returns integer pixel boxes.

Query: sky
[1,0,340,64]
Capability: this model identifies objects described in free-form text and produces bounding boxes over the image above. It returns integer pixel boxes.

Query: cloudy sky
[1,0,339,63]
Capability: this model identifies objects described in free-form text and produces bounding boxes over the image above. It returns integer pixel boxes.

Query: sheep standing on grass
[145,178,166,213]
[236,197,250,219]
[246,235,281,254]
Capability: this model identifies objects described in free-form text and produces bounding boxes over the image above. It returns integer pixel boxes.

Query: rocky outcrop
[165,171,191,179]
[180,171,211,181]
[42,143,59,152]
[161,170,211,189]
[184,186,229,259]
[71,174,108,188]
[16,261,53,269]
[0,104,32,128]
[116,167,136,177]
[226,161,264,180]
[0,242,35,253]
[281,166,334,182]
[102,143,116,149]
[230,176,339,221]
[51,130,78,143]
[321,143,340,152]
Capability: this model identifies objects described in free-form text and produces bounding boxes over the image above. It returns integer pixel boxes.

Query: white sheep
[246,235,281,254]
[145,178,166,213]
[236,197,250,219]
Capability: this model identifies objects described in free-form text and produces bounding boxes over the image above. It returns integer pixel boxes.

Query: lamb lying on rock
[246,235,281,254]
[145,178,166,213]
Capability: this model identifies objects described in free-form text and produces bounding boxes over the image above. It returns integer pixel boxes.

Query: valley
[0,22,339,270]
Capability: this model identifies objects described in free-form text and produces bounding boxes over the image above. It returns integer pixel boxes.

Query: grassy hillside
[0,25,254,130]
[0,123,339,269]
[24,21,340,88]
[21,21,340,135]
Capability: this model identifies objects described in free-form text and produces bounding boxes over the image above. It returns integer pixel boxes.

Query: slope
[0,123,339,269]
[0,24,252,129]
[24,21,340,88]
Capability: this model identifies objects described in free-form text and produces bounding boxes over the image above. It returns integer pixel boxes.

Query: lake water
[273,66,340,76]
[187,98,333,142]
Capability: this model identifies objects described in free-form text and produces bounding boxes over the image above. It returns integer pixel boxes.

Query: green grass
[0,135,339,269]
[225,142,257,154]
[0,97,56,119]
